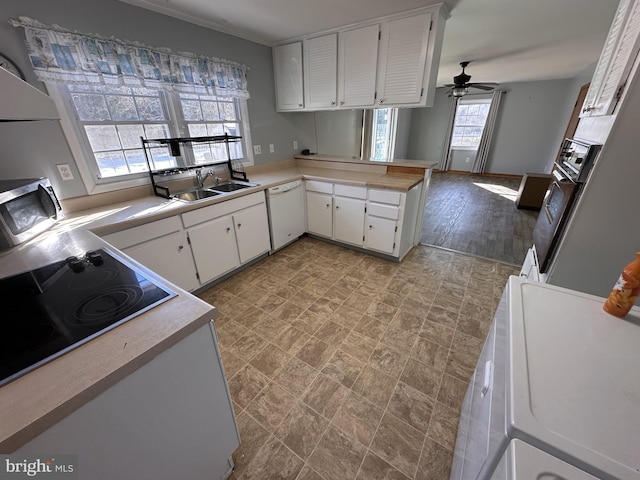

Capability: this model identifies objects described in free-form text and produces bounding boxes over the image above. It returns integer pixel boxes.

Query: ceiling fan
[445,61,499,97]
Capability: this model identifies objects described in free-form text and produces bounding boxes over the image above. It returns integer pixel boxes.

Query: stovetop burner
[0,248,175,387]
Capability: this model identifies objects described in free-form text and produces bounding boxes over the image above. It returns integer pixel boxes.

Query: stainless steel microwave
[0,178,63,248]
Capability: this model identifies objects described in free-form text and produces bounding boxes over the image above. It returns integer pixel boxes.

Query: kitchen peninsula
[0,155,434,478]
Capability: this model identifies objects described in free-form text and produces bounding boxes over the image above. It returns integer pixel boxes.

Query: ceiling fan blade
[468,84,496,91]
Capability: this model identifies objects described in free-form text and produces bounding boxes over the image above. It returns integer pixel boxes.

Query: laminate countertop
[0,157,432,451]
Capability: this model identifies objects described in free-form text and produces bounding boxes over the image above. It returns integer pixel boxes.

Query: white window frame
[361,107,398,162]
[48,84,254,195]
[450,97,491,151]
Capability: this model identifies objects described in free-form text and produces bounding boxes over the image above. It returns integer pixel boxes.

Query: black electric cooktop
[0,249,175,387]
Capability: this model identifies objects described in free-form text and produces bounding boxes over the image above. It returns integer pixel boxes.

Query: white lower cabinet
[16,321,240,480]
[306,191,334,237]
[365,215,397,254]
[183,192,271,286]
[101,215,199,292]
[188,215,240,285]
[334,196,365,246]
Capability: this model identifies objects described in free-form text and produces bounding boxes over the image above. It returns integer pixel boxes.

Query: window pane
[149,147,176,170]
[85,125,121,151]
[72,94,110,121]
[219,102,237,121]
[457,104,469,116]
[181,100,202,121]
[117,125,145,149]
[206,123,225,136]
[193,145,214,163]
[224,123,240,137]
[135,96,164,121]
[125,149,149,173]
[95,151,128,178]
[188,124,208,137]
[143,124,170,140]
[467,104,480,115]
[201,101,221,121]
[106,95,138,121]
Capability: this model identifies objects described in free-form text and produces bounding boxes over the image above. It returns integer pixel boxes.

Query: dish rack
[141,134,248,199]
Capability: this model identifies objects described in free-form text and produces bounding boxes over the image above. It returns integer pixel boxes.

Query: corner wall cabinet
[273,4,448,111]
[580,0,640,117]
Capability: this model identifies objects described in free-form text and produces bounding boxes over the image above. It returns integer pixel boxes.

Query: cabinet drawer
[367,203,399,220]
[102,216,182,249]
[334,183,367,199]
[368,189,401,205]
[305,180,333,194]
[182,191,265,229]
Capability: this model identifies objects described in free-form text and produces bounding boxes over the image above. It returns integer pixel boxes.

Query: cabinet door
[233,203,271,264]
[334,196,365,246]
[304,34,338,108]
[365,215,397,254]
[376,13,431,106]
[338,25,379,107]
[273,42,304,111]
[188,216,240,285]
[124,231,199,292]
[306,191,333,238]
[581,0,640,116]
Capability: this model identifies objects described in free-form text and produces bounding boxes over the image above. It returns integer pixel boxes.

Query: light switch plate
[56,163,74,181]
[269,144,275,153]
[253,145,262,155]
[293,140,298,149]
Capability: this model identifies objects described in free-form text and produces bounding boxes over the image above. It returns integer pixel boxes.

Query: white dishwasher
[266,180,305,251]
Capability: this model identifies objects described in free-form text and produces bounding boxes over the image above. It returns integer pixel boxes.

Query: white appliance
[451,276,640,480]
[491,440,598,480]
[266,179,305,251]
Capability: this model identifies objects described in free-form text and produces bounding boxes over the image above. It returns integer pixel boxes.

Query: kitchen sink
[210,181,258,193]
[173,188,221,202]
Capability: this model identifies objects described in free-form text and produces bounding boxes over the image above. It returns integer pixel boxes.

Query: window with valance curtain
[10,17,253,192]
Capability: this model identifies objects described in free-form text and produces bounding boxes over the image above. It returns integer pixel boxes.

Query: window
[362,108,398,161]
[450,100,491,148]
[57,84,252,188]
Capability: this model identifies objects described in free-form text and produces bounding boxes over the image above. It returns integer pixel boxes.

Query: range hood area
[0,67,59,121]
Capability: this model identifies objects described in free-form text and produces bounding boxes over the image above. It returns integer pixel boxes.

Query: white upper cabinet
[273,4,448,111]
[376,13,431,106]
[581,0,640,117]
[338,25,379,107]
[304,34,338,108]
[273,42,304,111]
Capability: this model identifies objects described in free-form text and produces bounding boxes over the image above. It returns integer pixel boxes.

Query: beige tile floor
[197,237,519,480]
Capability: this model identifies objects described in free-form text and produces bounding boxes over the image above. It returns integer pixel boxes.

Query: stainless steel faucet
[195,168,215,189]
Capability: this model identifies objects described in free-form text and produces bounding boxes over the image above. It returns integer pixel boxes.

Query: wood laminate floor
[198,237,519,480]
[421,172,539,266]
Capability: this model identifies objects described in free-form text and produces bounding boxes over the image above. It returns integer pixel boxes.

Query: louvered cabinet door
[376,13,431,106]
[273,42,304,111]
[338,25,379,107]
[304,34,338,109]
[581,0,640,117]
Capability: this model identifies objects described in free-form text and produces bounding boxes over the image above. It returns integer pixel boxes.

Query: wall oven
[0,178,63,248]
[532,139,601,272]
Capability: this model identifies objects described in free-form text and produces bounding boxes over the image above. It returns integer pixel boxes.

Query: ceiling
[118,0,619,86]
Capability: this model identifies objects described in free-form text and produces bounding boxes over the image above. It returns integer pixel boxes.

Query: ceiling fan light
[452,86,468,97]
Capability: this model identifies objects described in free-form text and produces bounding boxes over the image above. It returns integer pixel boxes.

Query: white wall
[314,110,364,158]
[449,149,476,171]
[406,88,453,164]
[0,0,306,198]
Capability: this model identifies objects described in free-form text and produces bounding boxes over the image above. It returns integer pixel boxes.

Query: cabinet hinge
[195,271,200,280]
[420,87,424,98]
[378,31,381,40]
[393,242,396,249]
[615,82,627,101]
[430,20,433,31]
[187,235,191,245]
[395,226,397,232]
[374,91,377,100]
[364,206,367,213]
[363,235,365,242]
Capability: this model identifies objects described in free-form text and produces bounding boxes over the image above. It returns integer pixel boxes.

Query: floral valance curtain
[9,17,250,99]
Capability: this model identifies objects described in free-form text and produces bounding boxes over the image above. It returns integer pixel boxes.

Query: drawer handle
[331,101,336,105]
[326,204,330,208]
[336,205,339,210]
[369,225,373,229]
[481,360,492,397]
[178,245,184,251]
[340,101,344,105]
[237,223,242,229]
[226,227,231,233]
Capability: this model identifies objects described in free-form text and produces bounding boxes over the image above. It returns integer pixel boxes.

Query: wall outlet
[293,140,298,150]
[253,145,262,155]
[56,163,74,181]
[269,144,275,153]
